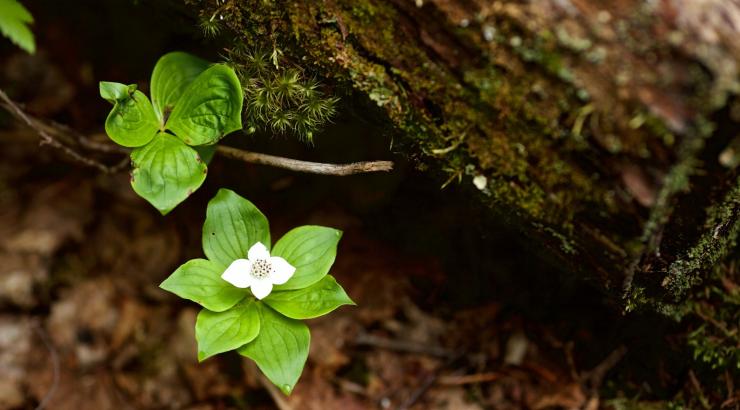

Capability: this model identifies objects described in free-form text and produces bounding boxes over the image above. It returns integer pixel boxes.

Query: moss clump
[665,178,740,299]
[223,47,339,142]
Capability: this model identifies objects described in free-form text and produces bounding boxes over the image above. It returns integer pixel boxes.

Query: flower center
[250,259,272,279]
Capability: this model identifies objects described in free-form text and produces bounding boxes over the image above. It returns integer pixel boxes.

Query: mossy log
[203,0,740,313]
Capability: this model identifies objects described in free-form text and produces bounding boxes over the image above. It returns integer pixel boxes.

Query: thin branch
[397,352,462,410]
[354,333,454,359]
[582,345,627,389]
[437,372,503,386]
[33,322,60,410]
[217,145,394,176]
[0,89,127,174]
[46,119,129,154]
[1,88,394,176]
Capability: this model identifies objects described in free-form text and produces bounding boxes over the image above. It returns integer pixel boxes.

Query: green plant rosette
[160,188,354,394]
[100,51,243,214]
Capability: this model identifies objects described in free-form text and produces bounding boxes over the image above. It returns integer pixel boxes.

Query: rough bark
[204,0,740,313]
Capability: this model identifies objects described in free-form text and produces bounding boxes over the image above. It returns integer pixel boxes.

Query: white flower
[221,242,296,300]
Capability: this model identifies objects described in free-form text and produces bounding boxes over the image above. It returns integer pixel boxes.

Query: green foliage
[150,52,210,123]
[99,82,137,104]
[265,275,355,319]
[0,0,35,53]
[160,189,353,394]
[686,266,740,371]
[160,259,245,312]
[196,299,260,360]
[166,64,244,145]
[238,304,310,395]
[271,225,342,291]
[103,87,159,147]
[202,188,271,268]
[130,132,208,214]
[224,47,338,143]
[100,52,243,214]
[198,12,222,38]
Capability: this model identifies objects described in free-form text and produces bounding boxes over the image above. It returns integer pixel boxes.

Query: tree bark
[208,0,740,313]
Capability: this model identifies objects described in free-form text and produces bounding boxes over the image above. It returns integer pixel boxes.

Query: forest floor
[0,146,664,410]
[0,116,737,409]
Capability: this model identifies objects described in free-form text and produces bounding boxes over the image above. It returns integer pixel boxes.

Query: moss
[624,285,648,313]
[664,179,740,299]
[207,0,739,312]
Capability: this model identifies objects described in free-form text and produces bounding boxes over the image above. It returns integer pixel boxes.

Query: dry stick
[0,89,125,173]
[437,372,502,386]
[723,370,738,410]
[354,333,454,359]
[217,145,394,176]
[583,345,627,389]
[396,353,462,410]
[47,119,129,154]
[33,323,60,410]
[1,88,394,176]
[688,369,712,410]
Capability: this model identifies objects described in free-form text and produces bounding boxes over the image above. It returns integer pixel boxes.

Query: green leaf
[160,258,245,312]
[264,275,354,319]
[104,90,160,148]
[150,51,210,123]
[0,0,35,53]
[194,144,217,165]
[99,82,136,104]
[166,64,243,145]
[272,226,342,291]
[130,132,207,214]
[202,189,270,268]
[196,300,260,361]
[238,304,309,395]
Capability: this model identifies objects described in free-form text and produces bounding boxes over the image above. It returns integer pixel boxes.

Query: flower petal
[221,259,253,288]
[250,279,273,300]
[269,256,296,285]
[247,242,270,261]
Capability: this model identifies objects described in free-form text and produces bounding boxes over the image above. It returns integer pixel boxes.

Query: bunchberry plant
[100,52,243,214]
[160,189,354,394]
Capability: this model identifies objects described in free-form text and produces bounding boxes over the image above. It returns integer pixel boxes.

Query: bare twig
[722,370,739,410]
[1,88,394,176]
[33,322,59,410]
[397,371,438,410]
[217,145,394,176]
[397,353,462,410]
[0,89,126,173]
[354,333,454,359]
[688,369,712,410]
[583,345,627,389]
[46,119,128,154]
[437,372,502,386]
